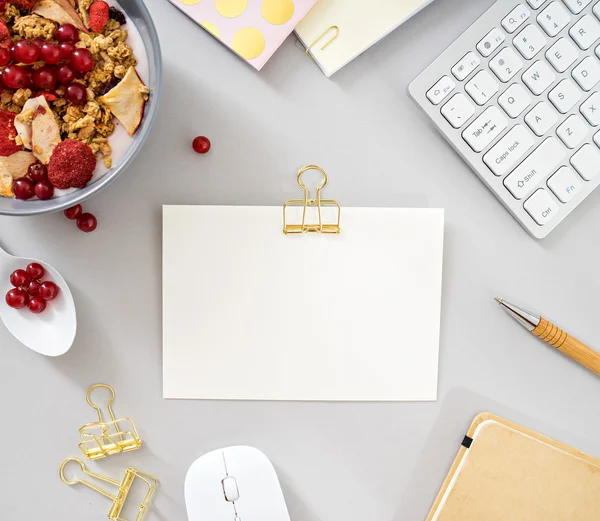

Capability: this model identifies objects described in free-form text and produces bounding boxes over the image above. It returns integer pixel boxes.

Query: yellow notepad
[295,0,434,77]
[428,413,600,521]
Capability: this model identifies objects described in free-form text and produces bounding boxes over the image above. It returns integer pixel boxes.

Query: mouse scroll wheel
[222,476,240,502]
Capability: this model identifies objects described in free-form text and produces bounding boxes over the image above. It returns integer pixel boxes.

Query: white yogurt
[52,0,150,198]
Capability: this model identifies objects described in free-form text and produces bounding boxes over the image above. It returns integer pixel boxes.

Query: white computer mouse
[185,445,291,521]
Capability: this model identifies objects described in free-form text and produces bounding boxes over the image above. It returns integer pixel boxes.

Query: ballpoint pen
[495,298,600,377]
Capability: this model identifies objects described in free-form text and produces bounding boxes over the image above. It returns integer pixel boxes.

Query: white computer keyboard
[409,0,600,238]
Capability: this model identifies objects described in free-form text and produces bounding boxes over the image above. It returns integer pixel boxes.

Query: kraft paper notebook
[163,198,444,401]
[427,413,600,521]
[295,0,435,77]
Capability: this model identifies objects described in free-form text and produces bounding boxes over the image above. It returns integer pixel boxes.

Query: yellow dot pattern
[200,21,220,38]
[231,27,265,59]
[214,0,247,18]
[179,0,202,5]
[261,0,294,25]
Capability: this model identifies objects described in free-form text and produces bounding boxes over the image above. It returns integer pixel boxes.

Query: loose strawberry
[0,20,11,50]
[0,111,23,157]
[8,0,37,10]
[89,0,109,33]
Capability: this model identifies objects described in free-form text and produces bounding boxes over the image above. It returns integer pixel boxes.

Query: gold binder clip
[60,458,157,521]
[306,25,339,60]
[78,384,142,460]
[283,164,341,234]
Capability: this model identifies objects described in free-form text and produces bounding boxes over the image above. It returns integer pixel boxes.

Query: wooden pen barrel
[533,318,600,377]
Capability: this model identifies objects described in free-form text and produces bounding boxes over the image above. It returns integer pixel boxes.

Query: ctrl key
[524,189,559,225]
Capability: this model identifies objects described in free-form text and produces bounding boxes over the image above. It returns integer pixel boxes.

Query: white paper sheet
[163,205,444,401]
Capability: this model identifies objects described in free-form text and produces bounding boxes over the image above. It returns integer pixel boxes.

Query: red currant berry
[13,177,35,199]
[32,66,56,90]
[34,179,54,200]
[70,48,94,72]
[31,38,44,49]
[39,42,61,64]
[192,136,211,154]
[38,281,59,301]
[10,269,29,287]
[0,48,10,66]
[2,65,28,89]
[5,288,28,309]
[58,41,75,59]
[27,163,47,183]
[77,212,97,232]
[27,279,40,296]
[56,24,79,43]
[65,82,87,105]
[26,262,45,280]
[12,40,40,64]
[56,63,76,84]
[28,295,46,314]
[64,204,82,220]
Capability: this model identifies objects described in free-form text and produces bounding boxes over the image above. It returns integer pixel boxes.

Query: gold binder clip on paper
[60,458,157,521]
[283,164,341,234]
[78,384,142,460]
[306,25,339,60]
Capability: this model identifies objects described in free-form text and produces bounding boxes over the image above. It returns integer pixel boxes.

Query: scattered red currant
[10,269,29,287]
[34,179,54,200]
[65,83,87,105]
[58,41,75,59]
[13,177,35,200]
[38,281,59,301]
[12,39,40,64]
[27,279,40,296]
[70,48,94,72]
[31,38,44,49]
[39,42,61,64]
[6,288,28,309]
[32,66,56,90]
[192,136,211,154]
[26,262,45,280]
[27,163,47,183]
[77,212,97,233]
[56,63,76,84]
[64,204,82,220]
[55,23,79,43]
[28,296,46,314]
[2,65,28,89]
[0,48,9,66]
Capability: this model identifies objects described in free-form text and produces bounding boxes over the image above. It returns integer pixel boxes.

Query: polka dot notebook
[166,0,318,70]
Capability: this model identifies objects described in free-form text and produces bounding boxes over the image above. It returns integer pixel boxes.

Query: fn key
[524,190,559,225]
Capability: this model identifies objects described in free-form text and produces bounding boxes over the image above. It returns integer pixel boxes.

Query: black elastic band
[462,435,473,449]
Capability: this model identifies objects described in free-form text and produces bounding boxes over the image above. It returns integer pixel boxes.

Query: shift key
[483,125,534,176]
[504,138,566,199]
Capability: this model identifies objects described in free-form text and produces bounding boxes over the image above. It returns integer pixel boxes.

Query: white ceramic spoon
[0,243,76,356]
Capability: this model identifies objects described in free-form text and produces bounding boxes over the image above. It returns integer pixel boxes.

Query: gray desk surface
[2,0,600,519]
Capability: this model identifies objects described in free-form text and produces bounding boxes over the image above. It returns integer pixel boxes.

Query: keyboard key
[580,92,600,125]
[548,79,581,113]
[503,4,531,33]
[547,166,583,201]
[594,129,600,147]
[525,102,558,135]
[572,56,600,91]
[557,114,588,148]
[489,47,524,82]
[441,93,474,128]
[527,0,546,7]
[451,52,480,81]
[499,83,532,117]
[571,143,600,179]
[465,70,499,105]
[563,0,592,14]
[538,2,571,37]
[477,28,505,57]
[483,125,535,176]
[569,15,600,49]
[524,189,559,225]
[504,138,566,198]
[522,60,556,94]
[595,3,600,19]
[546,38,579,72]
[462,106,508,152]
[427,76,455,105]
[514,25,547,59]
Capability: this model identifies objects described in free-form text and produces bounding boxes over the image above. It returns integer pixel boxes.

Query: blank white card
[163,206,444,401]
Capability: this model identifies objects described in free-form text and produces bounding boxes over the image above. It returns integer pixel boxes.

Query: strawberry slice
[0,20,11,50]
[8,0,37,9]
[0,110,23,157]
